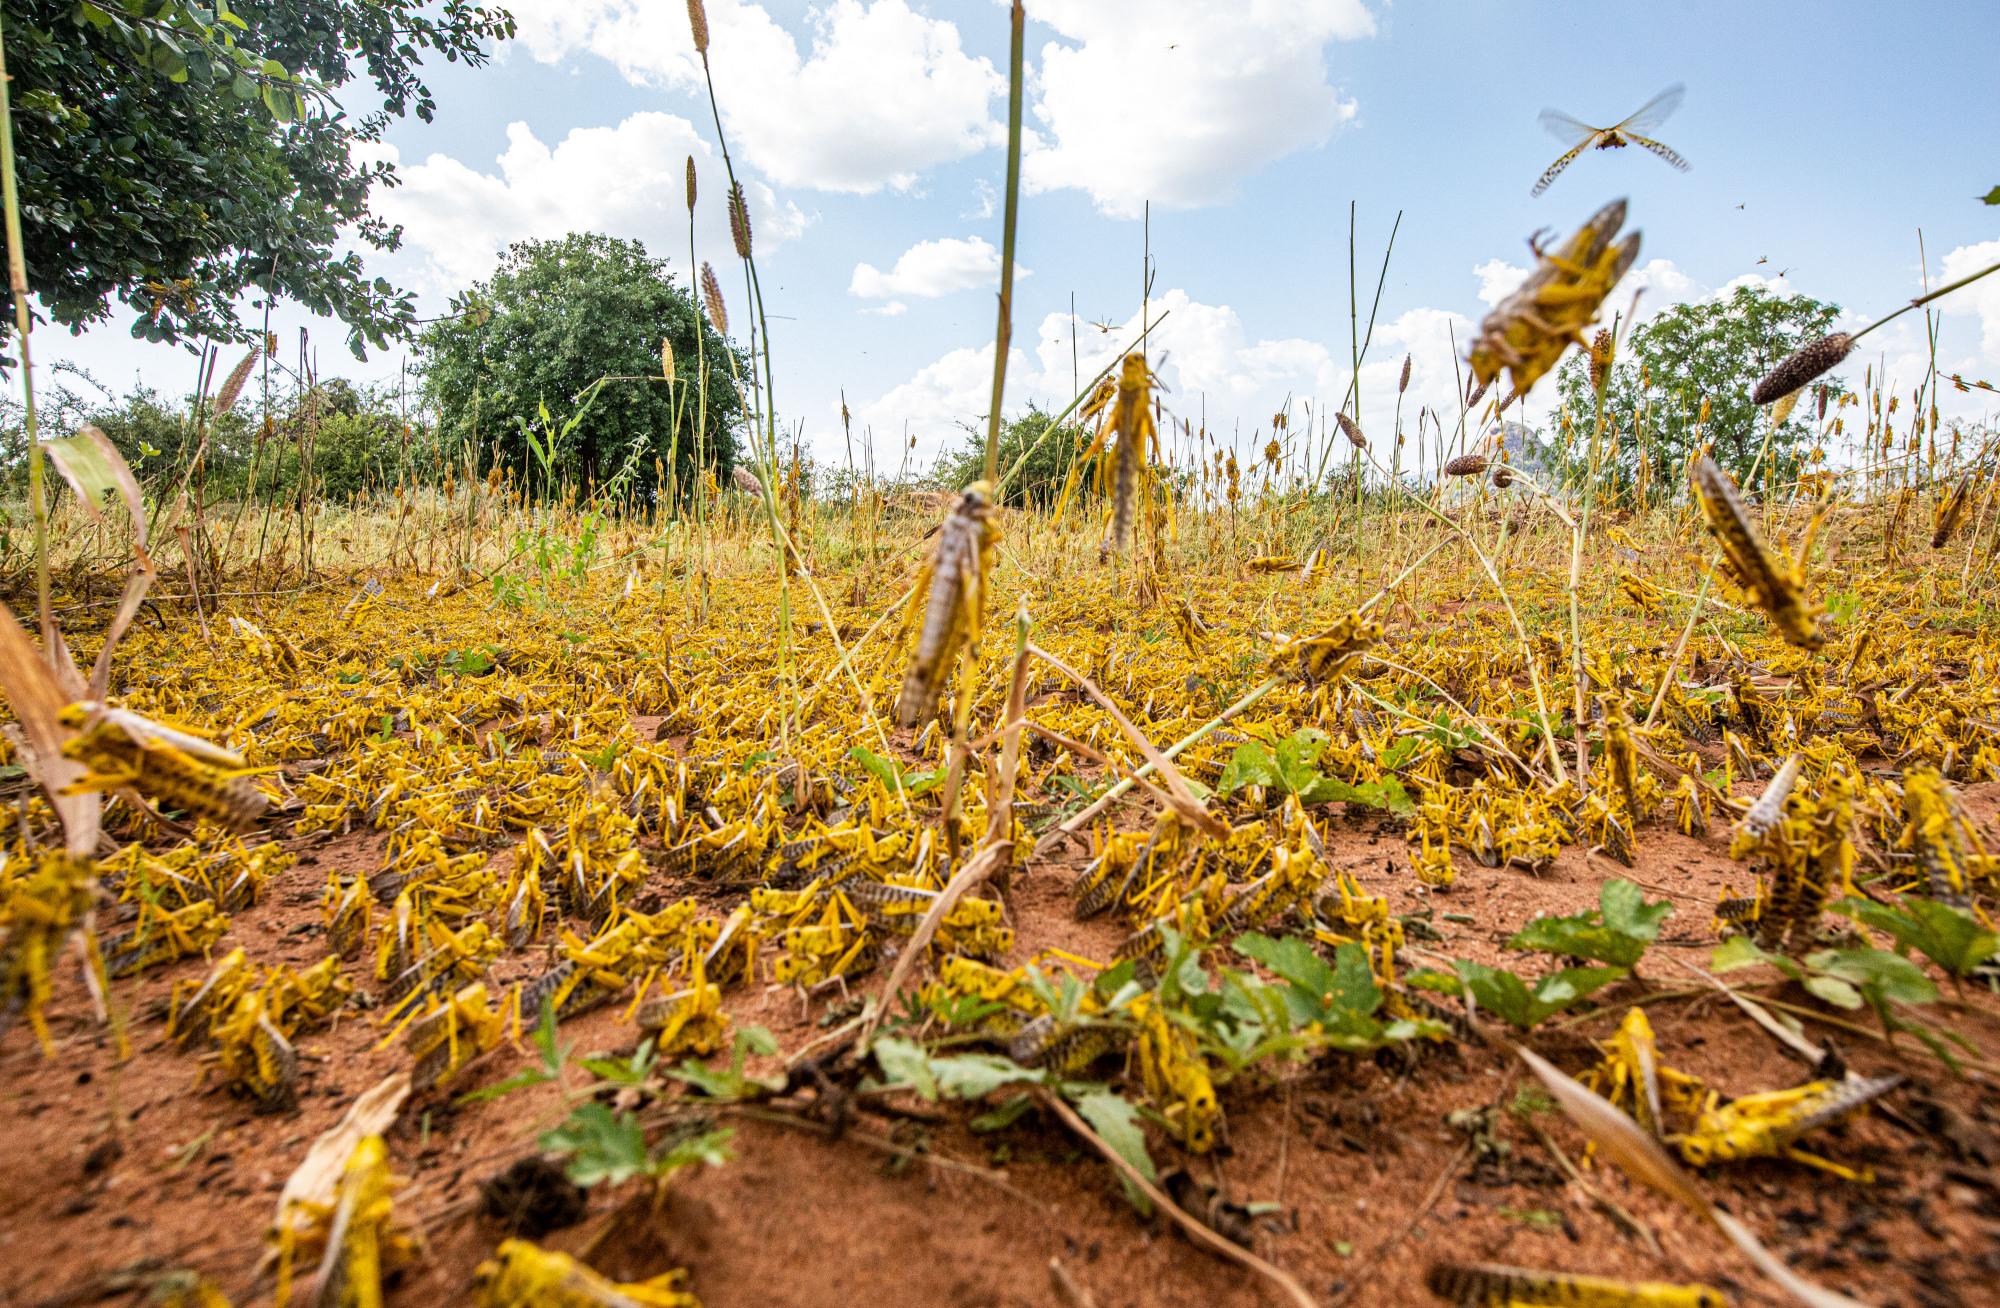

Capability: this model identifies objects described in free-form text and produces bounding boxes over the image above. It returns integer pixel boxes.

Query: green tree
[3,0,514,358]
[1553,285,1842,492]
[939,404,1090,506]
[416,233,745,497]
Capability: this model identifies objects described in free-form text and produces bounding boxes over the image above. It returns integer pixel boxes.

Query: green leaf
[1216,741,1279,794]
[1297,774,1416,816]
[1452,960,1534,1028]
[1453,960,1623,1029]
[1805,947,1939,1008]
[651,1127,735,1177]
[1074,1090,1155,1215]
[541,1103,649,1188]
[1839,897,2000,978]
[1507,879,1668,969]
[1598,878,1673,942]
[1802,974,1863,1010]
[872,1036,940,1102]
[1378,736,1421,771]
[1233,932,1335,995]
[929,1053,1042,1100]
[970,1093,1036,1133]
[1711,934,1788,975]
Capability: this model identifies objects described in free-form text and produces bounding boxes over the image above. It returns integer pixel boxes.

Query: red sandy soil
[4,791,1999,1308]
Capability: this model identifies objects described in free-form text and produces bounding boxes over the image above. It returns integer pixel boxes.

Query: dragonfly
[1532,83,1690,196]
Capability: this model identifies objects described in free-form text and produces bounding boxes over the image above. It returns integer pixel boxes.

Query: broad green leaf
[1508,880,1668,968]
[42,426,146,546]
[872,1035,939,1101]
[1216,741,1279,794]
[1074,1090,1155,1215]
[1805,947,1938,1007]
[928,1053,1041,1100]
[1802,974,1862,1010]
[1599,879,1673,943]
[541,1103,648,1188]
[1840,897,1999,978]
[1233,932,1334,996]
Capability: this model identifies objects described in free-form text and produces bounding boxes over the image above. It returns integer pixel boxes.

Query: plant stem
[983,2,1024,487]
[0,13,50,644]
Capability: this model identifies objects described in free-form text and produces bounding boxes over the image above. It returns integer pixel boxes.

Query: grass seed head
[687,0,709,55]
[1588,328,1614,391]
[684,155,697,213]
[728,181,752,259]
[1444,453,1488,477]
[214,346,260,415]
[1399,353,1412,394]
[1338,412,1365,449]
[700,262,728,336]
[1753,333,1855,405]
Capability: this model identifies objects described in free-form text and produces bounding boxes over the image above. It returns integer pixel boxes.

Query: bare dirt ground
[4,785,1996,1308]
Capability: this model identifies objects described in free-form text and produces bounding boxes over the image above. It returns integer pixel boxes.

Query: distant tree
[938,404,1091,507]
[0,0,514,360]
[1552,285,1842,492]
[416,234,746,498]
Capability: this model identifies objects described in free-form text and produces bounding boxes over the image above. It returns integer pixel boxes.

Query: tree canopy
[1552,284,1842,490]
[937,404,1091,506]
[416,233,746,498]
[3,0,513,358]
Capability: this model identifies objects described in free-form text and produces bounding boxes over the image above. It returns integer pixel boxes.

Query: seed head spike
[700,262,729,336]
[728,182,752,259]
[687,0,709,55]
[1753,333,1854,406]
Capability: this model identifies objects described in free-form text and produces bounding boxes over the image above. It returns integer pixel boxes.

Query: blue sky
[41,0,2000,472]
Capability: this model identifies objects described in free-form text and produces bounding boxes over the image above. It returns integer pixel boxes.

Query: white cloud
[849,236,1024,304]
[506,0,1003,193]
[1937,239,2000,363]
[1023,0,1376,217]
[371,114,808,294]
